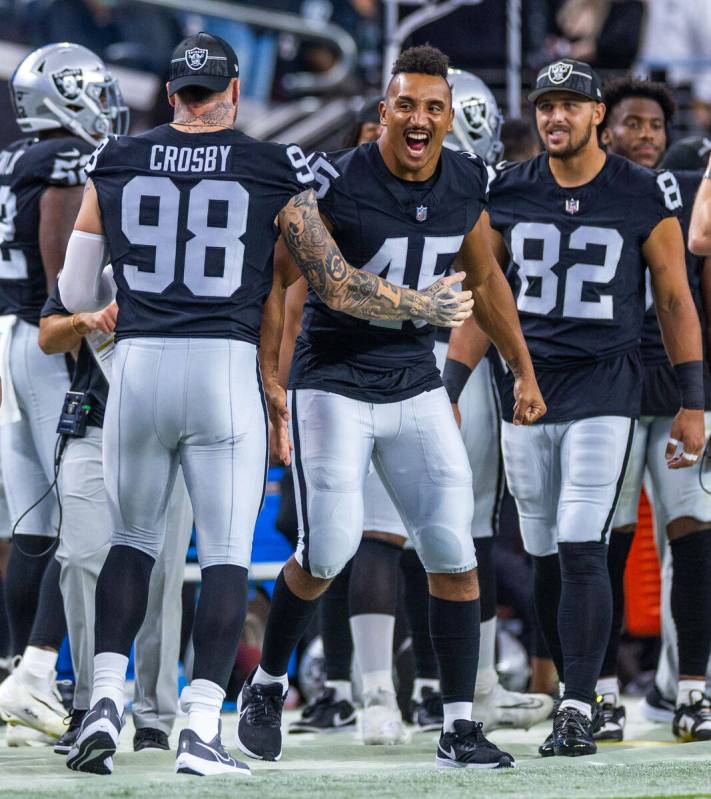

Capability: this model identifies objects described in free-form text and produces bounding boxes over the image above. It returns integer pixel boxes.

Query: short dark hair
[390,45,449,81]
[600,77,676,132]
[175,84,218,105]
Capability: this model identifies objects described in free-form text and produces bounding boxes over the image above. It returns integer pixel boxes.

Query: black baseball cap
[528,59,603,104]
[168,32,239,97]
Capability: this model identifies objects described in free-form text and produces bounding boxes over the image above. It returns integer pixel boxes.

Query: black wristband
[442,358,472,403]
[673,360,705,410]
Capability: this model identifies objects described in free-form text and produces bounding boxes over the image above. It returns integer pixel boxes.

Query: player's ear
[232,78,240,106]
[446,106,454,133]
[593,101,606,128]
[166,83,176,108]
[379,99,387,127]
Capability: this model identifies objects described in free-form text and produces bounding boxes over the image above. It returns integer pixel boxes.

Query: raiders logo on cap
[547,61,574,85]
[185,47,209,71]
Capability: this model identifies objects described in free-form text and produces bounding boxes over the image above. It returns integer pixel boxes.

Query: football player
[595,77,711,742]
[236,45,544,770]
[449,58,705,756]
[58,33,471,778]
[38,284,194,755]
[0,43,127,743]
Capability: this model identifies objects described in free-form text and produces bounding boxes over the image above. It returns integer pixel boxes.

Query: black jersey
[488,152,677,423]
[40,284,107,429]
[638,169,711,415]
[0,136,92,324]
[86,125,311,344]
[289,142,488,403]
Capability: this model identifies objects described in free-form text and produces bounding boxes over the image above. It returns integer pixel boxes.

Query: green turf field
[2,701,710,799]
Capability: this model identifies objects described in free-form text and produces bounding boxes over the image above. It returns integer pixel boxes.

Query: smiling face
[379,72,454,179]
[535,91,605,160]
[601,96,667,168]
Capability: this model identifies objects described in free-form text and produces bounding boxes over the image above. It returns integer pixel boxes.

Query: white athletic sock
[90,652,128,715]
[443,701,473,733]
[325,680,352,703]
[559,698,591,720]
[474,666,498,697]
[677,679,706,708]
[596,676,620,704]
[559,681,565,697]
[411,677,440,702]
[19,646,57,683]
[350,614,395,694]
[186,678,224,742]
[477,617,497,673]
[253,665,288,694]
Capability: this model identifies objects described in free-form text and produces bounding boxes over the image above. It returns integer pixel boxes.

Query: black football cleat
[176,723,250,776]
[435,719,515,769]
[672,691,711,742]
[54,708,85,755]
[411,687,444,732]
[289,687,356,734]
[235,672,286,761]
[551,706,597,757]
[594,698,625,742]
[134,726,170,751]
[66,697,122,775]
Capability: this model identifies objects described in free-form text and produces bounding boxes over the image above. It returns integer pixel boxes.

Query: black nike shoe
[66,697,123,775]
[594,696,625,742]
[672,691,711,742]
[640,682,675,723]
[54,708,86,755]
[411,687,444,732]
[176,723,251,777]
[552,706,596,757]
[289,687,356,734]
[134,726,170,751]
[435,720,515,769]
[235,673,286,761]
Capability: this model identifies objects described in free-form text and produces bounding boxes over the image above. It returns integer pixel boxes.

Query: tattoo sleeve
[278,190,445,323]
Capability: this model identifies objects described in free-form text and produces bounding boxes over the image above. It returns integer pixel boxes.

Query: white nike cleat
[0,665,67,738]
[472,680,554,732]
[176,723,251,777]
[361,688,410,745]
[5,720,56,747]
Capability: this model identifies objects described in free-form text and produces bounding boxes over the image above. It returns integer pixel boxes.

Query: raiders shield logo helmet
[52,67,83,100]
[10,43,129,145]
[444,69,503,165]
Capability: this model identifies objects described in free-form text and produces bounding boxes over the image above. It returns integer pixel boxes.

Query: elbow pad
[59,230,112,312]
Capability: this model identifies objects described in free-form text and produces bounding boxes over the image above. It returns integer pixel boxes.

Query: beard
[548,118,594,160]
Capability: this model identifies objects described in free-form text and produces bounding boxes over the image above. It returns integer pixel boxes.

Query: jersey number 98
[121,176,248,297]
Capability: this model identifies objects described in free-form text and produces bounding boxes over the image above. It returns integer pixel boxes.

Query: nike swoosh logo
[332,711,355,726]
[195,740,234,764]
[437,744,457,759]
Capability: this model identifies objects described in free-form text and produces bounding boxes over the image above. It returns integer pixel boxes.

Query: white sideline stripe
[183,561,284,584]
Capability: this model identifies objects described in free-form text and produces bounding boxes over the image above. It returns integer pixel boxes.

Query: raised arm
[452,211,545,425]
[644,215,706,467]
[278,189,472,327]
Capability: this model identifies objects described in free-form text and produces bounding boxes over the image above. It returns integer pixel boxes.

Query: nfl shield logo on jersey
[416,205,428,222]
[548,61,573,84]
[185,47,208,70]
[565,197,580,214]
[52,68,83,100]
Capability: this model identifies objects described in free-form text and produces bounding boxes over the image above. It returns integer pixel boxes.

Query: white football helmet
[445,69,503,165]
[10,42,129,145]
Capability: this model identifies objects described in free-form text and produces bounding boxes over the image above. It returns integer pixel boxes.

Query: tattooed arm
[278,189,472,327]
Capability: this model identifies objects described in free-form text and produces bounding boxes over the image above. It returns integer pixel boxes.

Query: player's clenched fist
[512,374,546,426]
